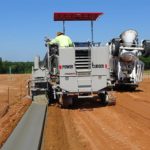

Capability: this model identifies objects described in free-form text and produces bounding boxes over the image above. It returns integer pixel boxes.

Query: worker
[48,32,74,47]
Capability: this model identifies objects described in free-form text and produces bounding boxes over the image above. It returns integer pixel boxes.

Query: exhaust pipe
[34,56,40,69]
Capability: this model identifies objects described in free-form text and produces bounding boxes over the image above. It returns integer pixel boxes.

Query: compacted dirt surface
[43,78,150,150]
[0,74,31,147]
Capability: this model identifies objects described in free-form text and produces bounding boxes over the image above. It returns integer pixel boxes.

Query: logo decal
[92,63,104,68]
[59,65,73,69]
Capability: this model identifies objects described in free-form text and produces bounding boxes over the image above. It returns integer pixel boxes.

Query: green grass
[144,70,150,74]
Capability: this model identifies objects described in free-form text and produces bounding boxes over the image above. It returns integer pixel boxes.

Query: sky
[0,0,150,61]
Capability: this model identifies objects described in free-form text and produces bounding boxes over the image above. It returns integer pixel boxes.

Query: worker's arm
[48,37,58,45]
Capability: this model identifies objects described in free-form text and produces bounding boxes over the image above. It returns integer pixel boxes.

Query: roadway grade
[42,78,150,150]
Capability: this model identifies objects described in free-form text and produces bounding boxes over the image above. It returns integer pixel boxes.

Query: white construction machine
[109,29,150,90]
[29,12,116,108]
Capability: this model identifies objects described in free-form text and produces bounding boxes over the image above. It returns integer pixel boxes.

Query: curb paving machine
[29,12,116,108]
[109,29,150,90]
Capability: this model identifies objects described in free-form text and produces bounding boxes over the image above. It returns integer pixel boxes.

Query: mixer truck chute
[29,12,116,108]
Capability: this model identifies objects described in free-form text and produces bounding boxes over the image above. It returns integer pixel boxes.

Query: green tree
[0,61,33,74]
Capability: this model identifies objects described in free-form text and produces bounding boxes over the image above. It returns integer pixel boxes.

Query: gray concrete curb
[1,100,47,150]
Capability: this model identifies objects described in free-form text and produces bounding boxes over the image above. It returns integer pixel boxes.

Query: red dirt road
[43,78,150,150]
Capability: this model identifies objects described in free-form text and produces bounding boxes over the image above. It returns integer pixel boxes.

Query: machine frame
[30,12,116,107]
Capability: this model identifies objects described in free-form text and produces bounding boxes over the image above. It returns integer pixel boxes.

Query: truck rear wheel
[99,92,116,106]
[59,95,73,108]
[111,38,120,56]
[99,93,108,105]
[143,40,150,57]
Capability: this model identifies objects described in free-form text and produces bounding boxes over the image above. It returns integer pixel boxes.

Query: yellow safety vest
[49,35,73,47]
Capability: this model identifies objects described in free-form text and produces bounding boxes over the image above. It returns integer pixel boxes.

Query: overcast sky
[0,0,150,61]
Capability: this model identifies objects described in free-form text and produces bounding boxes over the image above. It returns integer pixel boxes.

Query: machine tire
[99,92,116,106]
[99,93,108,105]
[111,38,120,56]
[47,84,55,104]
[59,95,73,108]
[129,86,136,91]
[142,40,150,57]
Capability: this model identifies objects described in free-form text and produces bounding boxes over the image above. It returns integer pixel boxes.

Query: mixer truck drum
[111,38,121,56]
[120,29,138,47]
[142,40,150,57]
[119,53,137,62]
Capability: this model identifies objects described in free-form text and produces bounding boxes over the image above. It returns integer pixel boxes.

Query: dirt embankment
[0,97,31,147]
[0,74,32,147]
[43,78,150,150]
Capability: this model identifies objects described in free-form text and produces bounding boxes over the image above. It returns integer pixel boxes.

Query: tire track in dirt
[61,109,90,150]
[42,106,70,150]
[126,92,150,104]
[115,90,150,124]
[73,111,103,150]
[91,107,150,150]
[72,107,142,150]
[42,105,90,150]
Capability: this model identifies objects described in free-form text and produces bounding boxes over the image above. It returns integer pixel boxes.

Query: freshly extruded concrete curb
[1,96,48,150]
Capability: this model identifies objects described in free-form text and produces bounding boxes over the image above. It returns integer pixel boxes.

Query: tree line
[0,61,33,74]
[139,56,150,70]
[0,57,149,74]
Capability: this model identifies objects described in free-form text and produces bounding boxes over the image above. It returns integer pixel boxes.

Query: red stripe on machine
[59,65,62,70]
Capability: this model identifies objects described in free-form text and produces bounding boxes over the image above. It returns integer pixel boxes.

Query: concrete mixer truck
[109,29,150,90]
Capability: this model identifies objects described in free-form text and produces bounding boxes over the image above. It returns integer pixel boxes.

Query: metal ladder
[77,71,93,99]
[75,47,93,98]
